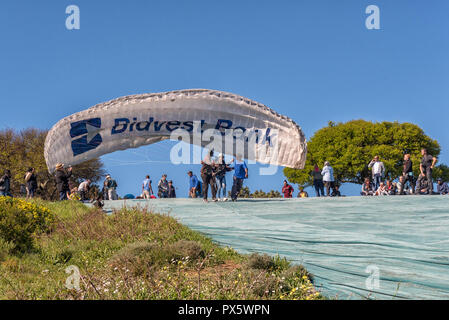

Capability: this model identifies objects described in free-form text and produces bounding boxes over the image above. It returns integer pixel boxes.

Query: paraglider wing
[44,89,307,172]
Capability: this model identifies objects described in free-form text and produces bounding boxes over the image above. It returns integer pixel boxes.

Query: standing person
[168,180,176,198]
[417,148,437,194]
[78,179,91,201]
[401,154,415,194]
[102,178,109,200]
[106,174,118,200]
[368,156,385,191]
[311,164,324,197]
[436,178,449,195]
[55,163,72,201]
[142,175,154,199]
[201,150,217,202]
[0,169,12,197]
[282,180,294,198]
[230,155,248,202]
[25,167,38,199]
[158,174,169,198]
[321,161,336,197]
[215,154,232,201]
[187,171,201,198]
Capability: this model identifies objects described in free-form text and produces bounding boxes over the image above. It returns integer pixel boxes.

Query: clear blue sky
[0,0,448,197]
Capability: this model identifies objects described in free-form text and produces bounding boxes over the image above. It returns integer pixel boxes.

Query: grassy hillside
[0,199,323,300]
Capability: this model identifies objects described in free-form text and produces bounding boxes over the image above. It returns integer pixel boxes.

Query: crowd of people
[359,148,447,196]
[1,147,448,203]
[187,151,248,202]
[280,148,448,198]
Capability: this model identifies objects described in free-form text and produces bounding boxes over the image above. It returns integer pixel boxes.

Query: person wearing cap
[55,163,72,201]
[436,178,449,195]
[321,161,336,197]
[168,180,176,198]
[106,174,118,200]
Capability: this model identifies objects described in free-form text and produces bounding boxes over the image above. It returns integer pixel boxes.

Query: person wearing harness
[201,150,217,202]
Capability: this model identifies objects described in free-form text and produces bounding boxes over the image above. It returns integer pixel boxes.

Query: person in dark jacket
[55,163,72,201]
[167,180,176,198]
[0,169,12,197]
[311,164,324,197]
[400,154,415,194]
[201,150,217,202]
[25,167,38,199]
[214,154,233,201]
[436,178,449,195]
[416,148,437,194]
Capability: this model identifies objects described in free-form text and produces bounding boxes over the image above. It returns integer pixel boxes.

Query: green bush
[110,240,205,276]
[247,253,291,272]
[0,197,54,253]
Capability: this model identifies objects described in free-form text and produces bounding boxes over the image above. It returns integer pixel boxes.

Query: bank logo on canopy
[70,118,102,156]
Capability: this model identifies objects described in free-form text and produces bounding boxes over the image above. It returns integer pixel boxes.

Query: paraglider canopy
[44,89,307,172]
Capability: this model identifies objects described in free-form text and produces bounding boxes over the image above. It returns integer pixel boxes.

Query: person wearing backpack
[25,167,38,199]
[0,169,12,197]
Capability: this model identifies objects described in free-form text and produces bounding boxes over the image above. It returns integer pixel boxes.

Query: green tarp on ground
[104,196,449,299]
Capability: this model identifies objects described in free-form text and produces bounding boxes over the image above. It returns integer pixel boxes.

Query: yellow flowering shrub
[0,197,54,252]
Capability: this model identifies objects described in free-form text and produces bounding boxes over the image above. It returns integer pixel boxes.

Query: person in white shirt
[78,179,91,201]
[375,182,389,196]
[321,161,336,197]
[368,156,385,191]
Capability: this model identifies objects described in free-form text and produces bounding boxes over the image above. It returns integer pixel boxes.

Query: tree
[284,120,449,185]
[0,128,105,200]
[227,187,282,198]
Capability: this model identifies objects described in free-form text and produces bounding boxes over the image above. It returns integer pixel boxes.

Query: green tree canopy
[284,120,448,185]
[0,128,105,200]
